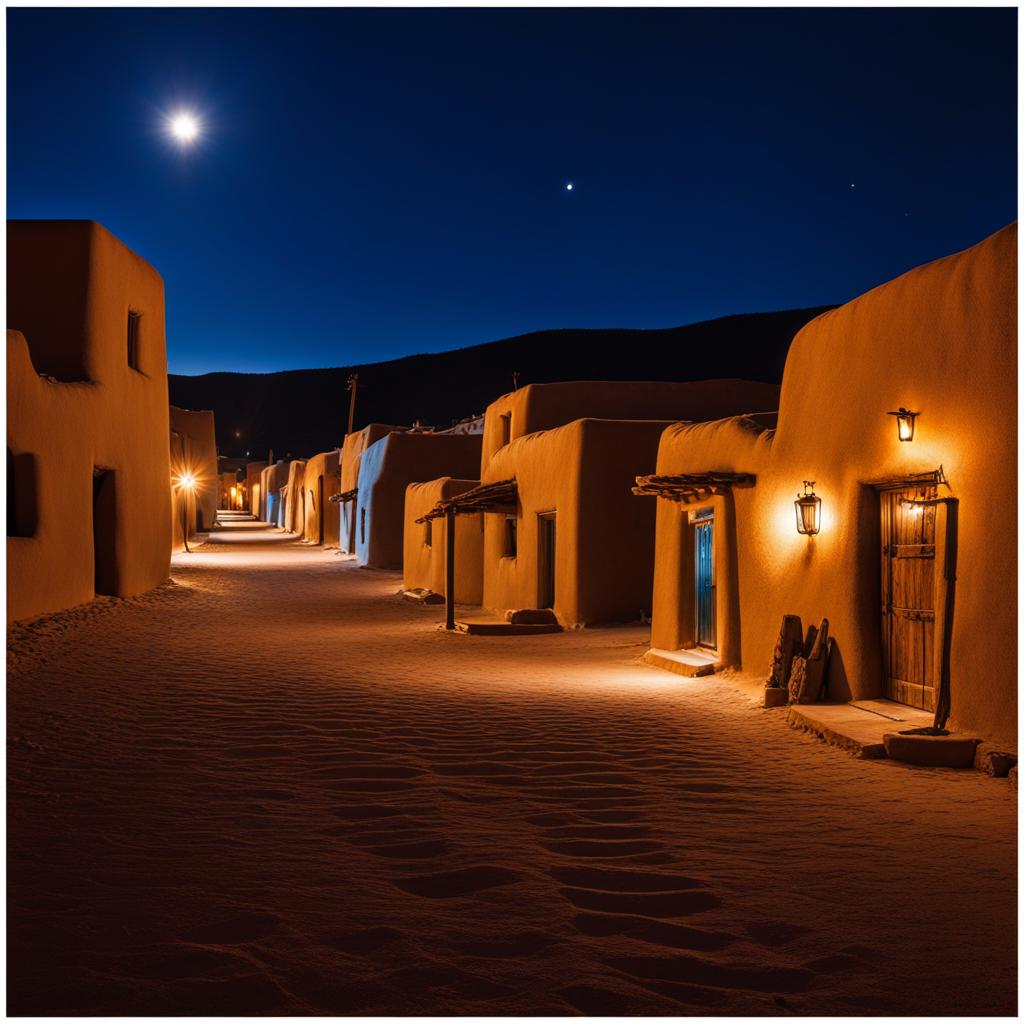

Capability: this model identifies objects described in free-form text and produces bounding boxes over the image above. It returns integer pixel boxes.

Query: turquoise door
[695,517,716,648]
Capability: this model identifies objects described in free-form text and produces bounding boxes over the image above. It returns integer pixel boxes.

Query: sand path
[7,517,1016,1015]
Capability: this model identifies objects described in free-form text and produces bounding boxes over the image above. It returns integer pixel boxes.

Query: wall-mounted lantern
[794,481,821,536]
[887,407,919,442]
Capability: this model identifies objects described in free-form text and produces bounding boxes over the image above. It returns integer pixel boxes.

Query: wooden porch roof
[328,486,358,504]
[416,479,518,523]
[633,471,756,503]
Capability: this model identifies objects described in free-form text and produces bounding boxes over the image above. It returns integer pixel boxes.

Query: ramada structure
[7,220,174,622]
[638,223,1016,750]
[410,380,781,630]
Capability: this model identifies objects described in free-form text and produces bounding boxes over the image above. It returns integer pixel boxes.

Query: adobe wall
[283,460,308,534]
[219,471,241,510]
[7,221,173,622]
[302,450,342,545]
[338,424,404,552]
[482,419,672,627]
[245,461,267,518]
[403,478,484,604]
[480,379,781,475]
[355,433,482,569]
[649,223,1017,747]
[266,461,291,526]
[169,405,218,531]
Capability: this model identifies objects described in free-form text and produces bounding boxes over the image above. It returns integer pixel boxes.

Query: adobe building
[335,424,405,553]
[169,405,218,533]
[245,460,267,518]
[283,459,308,534]
[302,450,341,545]
[353,431,482,569]
[639,223,1016,750]
[413,380,782,629]
[7,220,172,622]
[404,478,484,605]
[260,460,291,527]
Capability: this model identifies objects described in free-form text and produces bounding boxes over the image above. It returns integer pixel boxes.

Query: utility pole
[346,373,359,435]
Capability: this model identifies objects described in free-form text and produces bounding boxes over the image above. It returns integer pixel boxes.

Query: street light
[175,472,198,552]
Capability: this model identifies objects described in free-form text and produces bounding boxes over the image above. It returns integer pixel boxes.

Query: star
[565,182,574,191]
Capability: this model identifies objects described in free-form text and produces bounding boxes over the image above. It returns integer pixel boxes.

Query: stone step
[643,647,720,677]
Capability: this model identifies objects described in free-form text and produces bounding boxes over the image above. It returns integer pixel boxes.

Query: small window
[7,448,38,538]
[503,514,517,557]
[127,310,142,371]
[500,412,512,447]
[424,519,432,547]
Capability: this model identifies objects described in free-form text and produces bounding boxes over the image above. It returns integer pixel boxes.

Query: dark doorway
[7,448,38,538]
[694,513,716,649]
[881,484,938,710]
[317,475,325,544]
[93,468,118,596]
[537,511,556,609]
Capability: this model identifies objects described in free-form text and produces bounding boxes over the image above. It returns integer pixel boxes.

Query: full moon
[169,112,200,145]
[565,182,574,191]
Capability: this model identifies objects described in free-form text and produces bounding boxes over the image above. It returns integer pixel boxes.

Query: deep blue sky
[8,8,1017,375]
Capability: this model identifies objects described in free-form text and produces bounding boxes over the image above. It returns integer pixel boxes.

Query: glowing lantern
[794,481,821,536]
[887,407,919,442]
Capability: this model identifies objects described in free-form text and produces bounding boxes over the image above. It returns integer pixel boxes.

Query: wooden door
[881,485,937,710]
[694,516,716,649]
[538,512,556,609]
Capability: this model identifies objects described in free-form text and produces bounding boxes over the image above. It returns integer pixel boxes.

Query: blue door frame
[694,516,716,649]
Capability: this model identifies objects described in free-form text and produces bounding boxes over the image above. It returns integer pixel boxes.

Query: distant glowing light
[168,111,200,145]
[176,472,198,491]
[565,182,574,191]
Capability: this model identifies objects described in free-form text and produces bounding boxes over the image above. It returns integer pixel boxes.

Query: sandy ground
[7,517,1017,1016]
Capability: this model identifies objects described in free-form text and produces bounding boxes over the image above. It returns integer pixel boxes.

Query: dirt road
[7,517,1016,1015]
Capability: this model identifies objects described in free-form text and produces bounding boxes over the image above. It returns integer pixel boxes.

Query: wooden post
[933,499,958,730]
[445,508,456,631]
[346,373,359,435]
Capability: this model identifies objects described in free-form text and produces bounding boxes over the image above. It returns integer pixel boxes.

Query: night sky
[7,7,1016,375]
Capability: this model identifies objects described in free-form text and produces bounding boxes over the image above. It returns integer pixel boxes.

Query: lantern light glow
[794,481,822,536]
[887,407,919,442]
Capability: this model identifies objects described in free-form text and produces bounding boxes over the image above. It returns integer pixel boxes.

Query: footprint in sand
[393,865,520,898]
[321,925,402,955]
[560,887,720,917]
[181,911,280,945]
[606,953,816,995]
[366,839,449,859]
[570,913,737,952]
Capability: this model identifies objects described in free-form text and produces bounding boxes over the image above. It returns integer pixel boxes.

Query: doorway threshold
[787,700,933,759]
[644,647,720,677]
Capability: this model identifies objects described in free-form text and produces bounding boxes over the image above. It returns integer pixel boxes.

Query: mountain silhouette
[168,307,833,460]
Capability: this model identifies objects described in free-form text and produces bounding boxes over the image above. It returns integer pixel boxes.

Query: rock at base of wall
[975,745,1018,778]
[764,687,788,709]
[506,608,559,625]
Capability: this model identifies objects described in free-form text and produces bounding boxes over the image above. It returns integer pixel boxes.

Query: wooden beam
[445,506,456,631]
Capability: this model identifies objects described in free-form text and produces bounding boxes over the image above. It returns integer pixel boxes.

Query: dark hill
[168,307,833,460]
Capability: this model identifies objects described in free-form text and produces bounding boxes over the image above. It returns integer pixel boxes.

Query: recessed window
[500,412,512,447]
[424,519,432,547]
[503,514,517,557]
[127,310,142,371]
[7,448,38,538]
